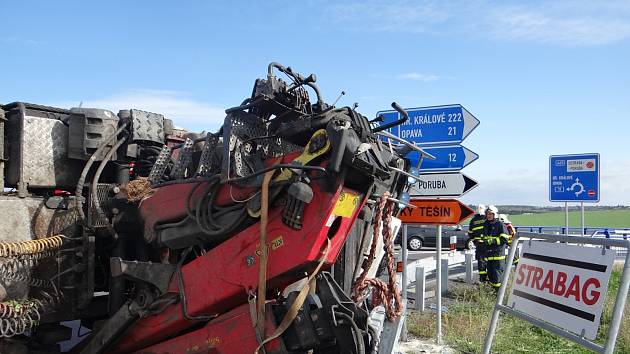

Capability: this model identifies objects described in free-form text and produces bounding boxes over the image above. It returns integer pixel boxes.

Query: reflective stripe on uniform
[489,282,501,288]
[485,236,500,245]
[472,225,484,231]
[484,256,506,261]
[478,270,487,274]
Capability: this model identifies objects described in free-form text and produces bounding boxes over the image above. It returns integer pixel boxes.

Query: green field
[508,209,630,229]
[408,266,629,353]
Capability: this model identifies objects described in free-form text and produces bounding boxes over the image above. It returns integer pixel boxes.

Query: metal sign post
[483,233,630,354]
[581,202,585,236]
[565,202,569,235]
[436,224,443,345]
[401,225,408,341]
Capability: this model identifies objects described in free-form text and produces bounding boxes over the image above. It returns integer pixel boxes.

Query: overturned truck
[0,63,421,353]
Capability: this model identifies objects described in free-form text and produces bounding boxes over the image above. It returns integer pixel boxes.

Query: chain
[351,192,402,322]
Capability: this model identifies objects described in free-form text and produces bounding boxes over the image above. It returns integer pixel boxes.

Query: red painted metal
[112,176,365,352]
[135,303,285,354]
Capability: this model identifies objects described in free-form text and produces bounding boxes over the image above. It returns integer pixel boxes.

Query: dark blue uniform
[482,219,510,289]
[467,214,487,282]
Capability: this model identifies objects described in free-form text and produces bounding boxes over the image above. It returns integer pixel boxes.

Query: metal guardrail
[515,225,630,236]
[396,250,474,311]
[515,225,630,258]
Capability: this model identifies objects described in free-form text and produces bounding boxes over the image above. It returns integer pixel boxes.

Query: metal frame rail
[483,232,630,354]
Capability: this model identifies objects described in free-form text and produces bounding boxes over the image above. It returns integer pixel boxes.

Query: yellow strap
[256,171,275,335]
[254,239,331,354]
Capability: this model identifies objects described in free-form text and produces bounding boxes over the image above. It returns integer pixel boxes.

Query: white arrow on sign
[409,172,478,197]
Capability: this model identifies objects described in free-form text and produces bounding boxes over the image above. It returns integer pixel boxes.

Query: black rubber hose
[91,136,127,239]
[194,178,248,238]
[136,145,163,177]
[334,311,366,354]
[75,121,129,222]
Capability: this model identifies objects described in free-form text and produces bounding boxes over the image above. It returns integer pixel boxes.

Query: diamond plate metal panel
[129,109,165,144]
[6,112,84,188]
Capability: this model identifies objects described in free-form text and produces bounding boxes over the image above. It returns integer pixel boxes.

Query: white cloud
[488,4,630,45]
[462,159,630,206]
[55,89,226,132]
[327,0,452,33]
[397,72,440,82]
[323,0,630,46]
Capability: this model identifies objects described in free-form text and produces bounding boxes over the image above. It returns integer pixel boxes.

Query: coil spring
[0,251,56,277]
[1,270,52,288]
[0,299,42,337]
[0,291,60,337]
[0,236,63,257]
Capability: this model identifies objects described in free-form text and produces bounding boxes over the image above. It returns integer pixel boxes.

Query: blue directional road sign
[376,104,479,146]
[549,153,600,202]
[407,145,479,172]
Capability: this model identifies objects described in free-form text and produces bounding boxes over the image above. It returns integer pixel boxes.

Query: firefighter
[482,205,510,290]
[500,214,519,266]
[467,204,487,283]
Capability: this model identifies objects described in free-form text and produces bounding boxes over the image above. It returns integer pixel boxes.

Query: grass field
[408,266,629,353]
[508,209,630,228]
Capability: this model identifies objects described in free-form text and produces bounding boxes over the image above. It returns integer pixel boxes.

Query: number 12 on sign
[408,145,479,172]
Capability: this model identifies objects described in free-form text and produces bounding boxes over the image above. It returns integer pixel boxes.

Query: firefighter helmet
[486,205,499,218]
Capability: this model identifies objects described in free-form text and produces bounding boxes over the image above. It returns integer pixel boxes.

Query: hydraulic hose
[75,121,129,222]
[91,136,127,240]
[193,176,249,238]
[334,311,366,354]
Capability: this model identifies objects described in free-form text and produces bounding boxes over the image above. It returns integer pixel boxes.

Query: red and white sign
[509,241,615,340]
[567,158,597,172]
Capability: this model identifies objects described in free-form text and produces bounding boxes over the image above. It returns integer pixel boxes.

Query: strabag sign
[508,241,614,340]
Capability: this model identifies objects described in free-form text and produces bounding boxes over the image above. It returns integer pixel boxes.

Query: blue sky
[2,0,629,205]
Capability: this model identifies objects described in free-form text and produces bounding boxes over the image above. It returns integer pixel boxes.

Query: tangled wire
[351,192,402,322]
